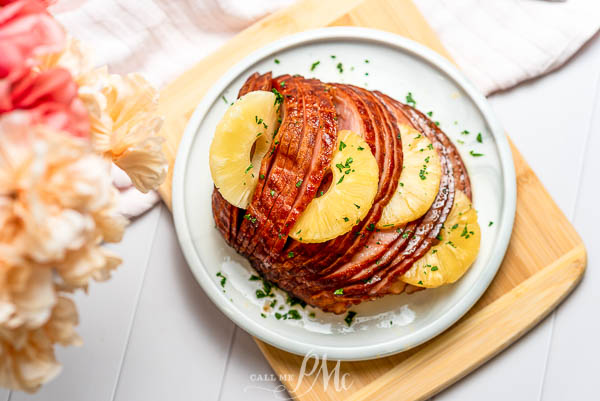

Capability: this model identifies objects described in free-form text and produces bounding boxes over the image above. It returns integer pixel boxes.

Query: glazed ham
[212,73,472,314]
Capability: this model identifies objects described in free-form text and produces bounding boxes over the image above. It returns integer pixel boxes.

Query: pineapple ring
[209,91,278,208]
[401,190,480,288]
[377,124,442,228]
[290,130,379,243]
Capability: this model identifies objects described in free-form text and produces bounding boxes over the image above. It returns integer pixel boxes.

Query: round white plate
[172,27,516,361]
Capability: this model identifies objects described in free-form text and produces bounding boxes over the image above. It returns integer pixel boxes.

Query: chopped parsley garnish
[310,60,320,71]
[477,132,483,143]
[489,221,494,227]
[366,223,375,231]
[357,146,365,151]
[309,312,316,318]
[243,213,257,224]
[382,224,394,228]
[216,272,226,287]
[461,130,470,135]
[343,217,349,222]
[344,311,357,326]
[446,240,457,248]
[436,233,443,241]
[270,189,276,197]
[287,294,306,308]
[286,309,301,320]
[427,143,434,150]
[274,58,280,64]
[470,150,484,157]
[280,81,285,88]
[271,88,284,108]
[364,59,369,63]
[418,280,423,285]
[336,62,344,73]
[296,179,303,188]
[431,266,439,271]
[339,141,347,151]
[337,175,344,185]
[221,95,229,104]
[261,313,266,318]
[287,251,295,258]
[331,55,336,59]
[260,174,265,179]
[353,203,360,209]
[427,111,433,117]
[406,92,416,107]
[451,224,459,230]
[245,164,253,174]
[334,288,344,295]
[249,275,260,281]
[461,224,475,239]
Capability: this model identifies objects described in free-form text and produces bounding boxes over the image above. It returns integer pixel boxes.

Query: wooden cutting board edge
[155,0,587,399]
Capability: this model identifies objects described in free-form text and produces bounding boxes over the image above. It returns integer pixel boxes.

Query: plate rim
[172,26,517,361]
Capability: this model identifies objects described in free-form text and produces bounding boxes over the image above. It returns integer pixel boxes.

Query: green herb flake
[216,272,226,288]
[470,150,484,157]
[477,132,483,143]
[274,58,280,64]
[287,251,295,258]
[353,203,361,209]
[334,288,344,295]
[296,179,303,188]
[337,175,344,185]
[489,221,494,227]
[249,275,261,281]
[344,311,357,326]
[336,62,344,73]
[221,95,229,104]
[339,141,347,151]
[431,266,439,271]
[310,60,320,71]
[461,130,470,135]
[406,92,416,107]
[427,111,433,117]
[245,164,253,174]
[270,189,276,197]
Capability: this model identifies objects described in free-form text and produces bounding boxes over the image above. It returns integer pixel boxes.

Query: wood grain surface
[156,0,587,400]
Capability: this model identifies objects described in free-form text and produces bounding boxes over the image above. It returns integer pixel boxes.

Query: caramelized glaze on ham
[212,73,472,313]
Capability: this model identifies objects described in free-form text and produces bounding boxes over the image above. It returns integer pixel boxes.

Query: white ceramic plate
[172,27,516,361]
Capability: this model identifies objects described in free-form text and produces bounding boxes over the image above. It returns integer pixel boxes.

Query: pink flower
[1,67,89,138]
[0,0,65,81]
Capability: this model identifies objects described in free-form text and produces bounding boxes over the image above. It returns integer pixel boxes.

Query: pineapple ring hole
[249,135,270,167]
[316,169,333,197]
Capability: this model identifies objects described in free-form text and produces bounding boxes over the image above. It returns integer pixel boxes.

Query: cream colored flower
[0,261,56,330]
[0,296,81,393]
[0,113,127,288]
[37,37,168,193]
[83,72,167,193]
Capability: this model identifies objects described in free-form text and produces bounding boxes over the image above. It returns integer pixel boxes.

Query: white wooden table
[6,33,599,401]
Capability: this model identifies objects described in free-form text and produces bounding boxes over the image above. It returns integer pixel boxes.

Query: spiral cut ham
[212,73,472,314]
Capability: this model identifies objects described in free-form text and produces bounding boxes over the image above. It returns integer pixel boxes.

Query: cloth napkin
[50,0,600,218]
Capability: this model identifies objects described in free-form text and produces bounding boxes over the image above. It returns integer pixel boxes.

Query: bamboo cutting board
[156,0,587,399]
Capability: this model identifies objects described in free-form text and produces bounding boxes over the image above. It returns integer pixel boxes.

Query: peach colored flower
[0,296,80,393]
[37,37,168,192]
[0,113,126,287]
[80,72,167,192]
